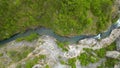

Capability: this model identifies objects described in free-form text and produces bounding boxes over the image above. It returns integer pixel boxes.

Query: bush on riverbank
[16,33,39,42]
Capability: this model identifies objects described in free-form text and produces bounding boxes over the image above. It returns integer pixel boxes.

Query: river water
[0,19,120,45]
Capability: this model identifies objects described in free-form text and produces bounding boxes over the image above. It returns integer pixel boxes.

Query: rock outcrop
[116,36,120,51]
[1,27,119,68]
[3,20,119,68]
[1,17,120,68]
[64,28,120,58]
[106,51,120,59]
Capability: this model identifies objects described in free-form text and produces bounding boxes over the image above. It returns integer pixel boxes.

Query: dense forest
[0,0,116,40]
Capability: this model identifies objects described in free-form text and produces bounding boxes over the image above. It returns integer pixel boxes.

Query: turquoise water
[0,19,120,45]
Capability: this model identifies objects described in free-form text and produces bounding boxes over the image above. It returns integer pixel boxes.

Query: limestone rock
[116,36,120,51]
[32,64,42,68]
[114,62,120,68]
[78,38,97,46]
[106,51,120,59]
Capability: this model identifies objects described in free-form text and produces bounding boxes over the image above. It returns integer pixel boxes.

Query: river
[0,18,120,45]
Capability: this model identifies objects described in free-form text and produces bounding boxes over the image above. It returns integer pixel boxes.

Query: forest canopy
[0,0,115,40]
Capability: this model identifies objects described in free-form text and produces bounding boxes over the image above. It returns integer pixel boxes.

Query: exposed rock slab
[106,51,120,59]
[64,29,120,58]
[116,36,120,51]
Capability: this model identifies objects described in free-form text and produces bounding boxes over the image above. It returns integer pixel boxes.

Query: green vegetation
[56,41,69,51]
[57,41,117,67]
[16,55,46,68]
[97,58,119,68]
[96,42,118,68]
[67,58,76,68]
[77,52,99,66]
[0,63,5,68]
[45,64,50,68]
[0,0,115,40]
[0,46,35,68]
[60,60,67,65]
[7,46,34,62]
[0,53,3,57]
[16,33,39,42]
[95,42,116,58]
[95,48,106,58]
[77,42,116,66]
[106,41,116,51]
[25,55,46,68]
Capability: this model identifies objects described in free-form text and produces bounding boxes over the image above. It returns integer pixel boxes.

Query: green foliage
[104,58,119,68]
[67,58,76,68]
[0,0,115,40]
[98,42,119,68]
[78,41,116,66]
[0,63,5,68]
[25,56,42,68]
[24,57,38,68]
[16,33,39,42]
[45,64,50,68]
[77,52,99,66]
[7,46,34,62]
[97,58,119,68]
[38,54,46,59]
[16,64,22,68]
[16,55,46,68]
[91,0,113,16]
[95,41,116,58]
[106,42,116,51]
[78,48,100,66]
[60,60,66,65]
[90,0,113,33]
[25,55,46,68]
[56,41,69,51]
[0,53,3,57]
[77,53,89,66]
[95,48,106,58]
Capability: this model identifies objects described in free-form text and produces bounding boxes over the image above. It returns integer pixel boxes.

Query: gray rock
[106,51,120,59]
[78,38,97,46]
[32,64,42,68]
[114,62,120,68]
[116,36,120,51]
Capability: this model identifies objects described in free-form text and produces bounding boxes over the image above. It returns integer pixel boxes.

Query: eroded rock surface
[64,28,120,58]
[0,18,120,68]
[116,36,120,51]
[106,51,120,59]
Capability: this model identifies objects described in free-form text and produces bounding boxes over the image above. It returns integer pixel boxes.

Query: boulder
[116,36,120,51]
[106,51,120,59]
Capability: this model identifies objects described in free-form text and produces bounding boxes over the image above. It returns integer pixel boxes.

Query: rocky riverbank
[0,17,120,67]
[0,25,119,68]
